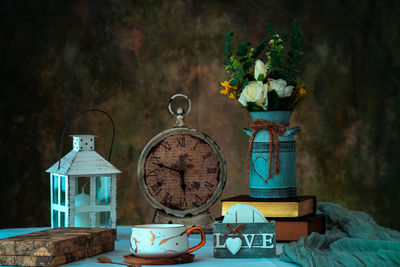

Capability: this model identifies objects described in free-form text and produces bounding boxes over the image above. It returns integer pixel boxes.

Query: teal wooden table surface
[0,226,297,267]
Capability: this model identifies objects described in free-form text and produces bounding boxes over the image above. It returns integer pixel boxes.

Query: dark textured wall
[1,0,400,230]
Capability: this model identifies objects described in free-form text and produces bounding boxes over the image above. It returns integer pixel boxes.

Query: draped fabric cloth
[280,202,400,266]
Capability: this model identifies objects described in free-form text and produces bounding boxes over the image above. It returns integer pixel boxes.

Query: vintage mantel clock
[137,94,227,232]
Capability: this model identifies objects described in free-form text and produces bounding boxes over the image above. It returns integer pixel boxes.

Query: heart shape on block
[225,237,242,255]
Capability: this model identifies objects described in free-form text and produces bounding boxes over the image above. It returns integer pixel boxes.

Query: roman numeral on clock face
[177,137,185,147]
[204,181,214,191]
[202,152,211,161]
[207,167,216,173]
[151,182,162,196]
[161,142,172,152]
[195,194,202,202]
[179,197,187,208]
[162,192,172,204]
[193,141,200,151]
[150,155,161,163]
[147,169,158,177]
[191,194,203,208]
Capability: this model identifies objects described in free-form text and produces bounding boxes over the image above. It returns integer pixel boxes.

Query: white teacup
[130,224,205,258]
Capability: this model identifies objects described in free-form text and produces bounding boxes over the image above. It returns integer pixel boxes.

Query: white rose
[254,59,268,80]
[268,79,294,98]
[238,81,268,109]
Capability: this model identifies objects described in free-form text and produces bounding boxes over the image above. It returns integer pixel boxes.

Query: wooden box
[0,228,116,266]
[213,222,276,258]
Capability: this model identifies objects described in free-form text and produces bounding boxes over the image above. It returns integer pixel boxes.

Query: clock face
[143,134,220,211]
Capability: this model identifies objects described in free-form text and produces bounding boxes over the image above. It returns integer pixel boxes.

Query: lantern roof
[46,135,121,176]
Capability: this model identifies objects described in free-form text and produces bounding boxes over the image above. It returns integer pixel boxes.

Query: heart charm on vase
[254,155,280,185]
[225,237,242,255]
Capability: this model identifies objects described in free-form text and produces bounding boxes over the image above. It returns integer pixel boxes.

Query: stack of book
[220,195,325,242]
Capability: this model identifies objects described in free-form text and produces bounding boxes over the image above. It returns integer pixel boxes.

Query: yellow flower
[295,80,307,97]
[219,81,237,99]
[298,87,306,96]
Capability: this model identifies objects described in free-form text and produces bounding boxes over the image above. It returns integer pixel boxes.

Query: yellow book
[221,195,316,218]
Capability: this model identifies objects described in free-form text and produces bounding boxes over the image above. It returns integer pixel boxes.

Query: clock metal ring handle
[168,94,191,116]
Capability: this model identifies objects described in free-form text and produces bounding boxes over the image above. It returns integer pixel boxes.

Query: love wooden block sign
[213,222,276,258]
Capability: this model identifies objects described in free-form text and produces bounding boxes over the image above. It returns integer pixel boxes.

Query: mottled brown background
[1,0,400,230]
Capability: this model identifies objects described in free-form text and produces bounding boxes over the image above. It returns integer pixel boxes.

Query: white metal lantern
[46,134,121,228]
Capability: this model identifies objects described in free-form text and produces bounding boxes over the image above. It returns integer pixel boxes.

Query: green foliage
[278,96,291,110]
[229,78,239,86]
[257,74,265,81]
[236,41,251,57]
[242,61,253,71]
[246,101,264,111]
[267,90,279,110]
[288,20,303,67]
[224,56,241,81]
[267,34,286,68]
[279,71,298,85]
[252,40,267,59]
[241,78,249,93]
[225,32,234,57]
[264,21,304,86]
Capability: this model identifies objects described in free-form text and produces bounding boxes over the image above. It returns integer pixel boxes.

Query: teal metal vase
[243,111,300,198]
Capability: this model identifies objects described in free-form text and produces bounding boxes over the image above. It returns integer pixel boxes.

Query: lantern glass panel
[96,211,110,228]
[75,177,90,197]
[52,210,58,228]
[96,176,111,205]
[75,212,90,227]
[52,175,59,204]
[60,176,66,206]
[60,211,65,227]
[74,177,91,228]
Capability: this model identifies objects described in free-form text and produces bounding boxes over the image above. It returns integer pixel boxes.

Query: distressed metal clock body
[137,94,227,232]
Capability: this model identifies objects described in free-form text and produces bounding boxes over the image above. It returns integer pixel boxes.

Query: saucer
[123,253,195,265]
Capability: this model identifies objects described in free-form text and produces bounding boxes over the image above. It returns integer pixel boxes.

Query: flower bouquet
[219,20,306,111]
[219,21,306,198]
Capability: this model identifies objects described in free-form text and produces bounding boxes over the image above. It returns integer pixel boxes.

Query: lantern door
[69,174,116,228]
[50,173,69,228]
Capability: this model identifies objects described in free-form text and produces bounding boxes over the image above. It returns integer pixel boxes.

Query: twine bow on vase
[248,119,289,180]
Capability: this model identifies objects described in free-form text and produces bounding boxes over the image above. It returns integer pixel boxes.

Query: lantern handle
[57,109,116,170]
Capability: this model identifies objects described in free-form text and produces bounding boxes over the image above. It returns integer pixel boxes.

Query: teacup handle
[186,226,206,253]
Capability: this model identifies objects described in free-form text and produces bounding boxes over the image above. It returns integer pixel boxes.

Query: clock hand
[156,163,180,173]
[157,163,187,195]
[179,170,186,195]
[157,163,186,194]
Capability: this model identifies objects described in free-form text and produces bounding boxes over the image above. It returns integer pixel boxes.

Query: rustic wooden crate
[0,228,116,266]
[213,222,276,258]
